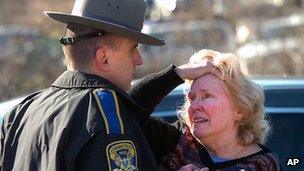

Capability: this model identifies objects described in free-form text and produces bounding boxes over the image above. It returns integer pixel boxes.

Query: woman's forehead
[190,74,227,92]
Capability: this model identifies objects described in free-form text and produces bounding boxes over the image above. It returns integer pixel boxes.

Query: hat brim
[44,11,165,46]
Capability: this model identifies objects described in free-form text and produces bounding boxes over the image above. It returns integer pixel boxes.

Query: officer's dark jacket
[0,66,182,171]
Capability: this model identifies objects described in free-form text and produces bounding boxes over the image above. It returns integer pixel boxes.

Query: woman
[131,49,280,170]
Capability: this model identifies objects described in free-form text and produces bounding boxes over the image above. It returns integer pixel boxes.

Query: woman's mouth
[193,118,209,124]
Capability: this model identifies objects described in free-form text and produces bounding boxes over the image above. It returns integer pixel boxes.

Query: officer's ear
[96,47,110,71]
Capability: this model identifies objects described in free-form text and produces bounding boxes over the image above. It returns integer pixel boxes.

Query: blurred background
[0,0,304,101]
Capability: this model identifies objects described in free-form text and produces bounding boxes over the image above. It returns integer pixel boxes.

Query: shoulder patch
[93,89,124,134]
[107,140,138,171]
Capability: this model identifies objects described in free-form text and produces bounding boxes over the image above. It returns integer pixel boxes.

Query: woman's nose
[189,99,202,111]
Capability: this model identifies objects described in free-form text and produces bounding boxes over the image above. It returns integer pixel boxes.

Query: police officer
[0,0,214,170]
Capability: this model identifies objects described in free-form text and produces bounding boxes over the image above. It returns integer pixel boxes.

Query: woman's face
[186,74,240,141]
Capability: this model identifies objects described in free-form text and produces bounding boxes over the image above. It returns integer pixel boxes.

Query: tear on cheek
[209,105,218,112]
[184,115,191,126]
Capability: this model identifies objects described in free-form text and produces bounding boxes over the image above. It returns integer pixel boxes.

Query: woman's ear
[235,110,244,121]
[96,47,110,71]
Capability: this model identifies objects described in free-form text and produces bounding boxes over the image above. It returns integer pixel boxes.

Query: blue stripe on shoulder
[96,89,122,134]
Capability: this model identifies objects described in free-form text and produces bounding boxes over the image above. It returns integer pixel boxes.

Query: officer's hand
[177,164,209,171]
[174,60,220,80]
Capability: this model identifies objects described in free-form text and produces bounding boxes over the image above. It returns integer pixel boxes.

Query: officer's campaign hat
[44,0,165,46]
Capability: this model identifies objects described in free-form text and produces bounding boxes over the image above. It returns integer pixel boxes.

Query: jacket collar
[52,71,144,110]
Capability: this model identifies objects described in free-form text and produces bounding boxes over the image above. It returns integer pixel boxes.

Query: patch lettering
[107,140,138,171]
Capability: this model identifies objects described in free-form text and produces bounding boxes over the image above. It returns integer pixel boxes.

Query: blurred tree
[0,0,304,100]
[0,0,71,100]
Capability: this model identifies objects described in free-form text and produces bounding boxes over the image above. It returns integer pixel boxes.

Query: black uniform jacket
[0,66,183,171]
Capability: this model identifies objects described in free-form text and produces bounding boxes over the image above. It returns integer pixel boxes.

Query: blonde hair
[178,49,271,145]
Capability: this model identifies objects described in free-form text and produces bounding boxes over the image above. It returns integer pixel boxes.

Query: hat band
[80,12,142,32]
[60,31,106,45]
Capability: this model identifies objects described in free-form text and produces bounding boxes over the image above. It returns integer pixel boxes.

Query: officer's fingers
[175,62,207,80]
[177,164,200,171]
[187,65,220,80]
[206,60,214,67]
[199,167,209,171]
[191,58,213,67]
[175,61,221,80]
[210,66,222,78]
[198,65,222,78]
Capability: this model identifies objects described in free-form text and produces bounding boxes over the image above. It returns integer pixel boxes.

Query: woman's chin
[191,129,209,140]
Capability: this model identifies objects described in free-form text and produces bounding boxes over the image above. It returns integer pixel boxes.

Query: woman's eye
[187,93,194,101]
[201,93,213,100]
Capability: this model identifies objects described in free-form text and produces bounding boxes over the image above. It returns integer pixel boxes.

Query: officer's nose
[133,49,143,66]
